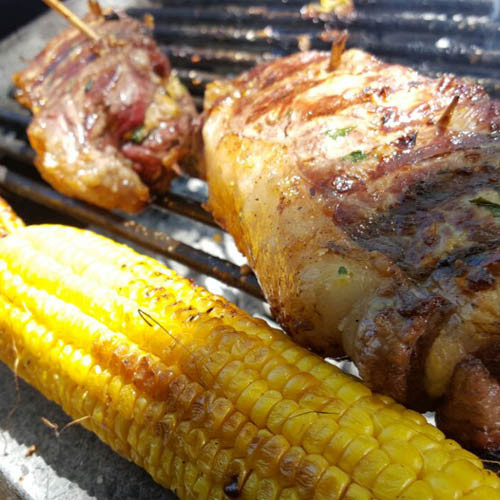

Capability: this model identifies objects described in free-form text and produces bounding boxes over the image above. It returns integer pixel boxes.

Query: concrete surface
[0,363,176,500]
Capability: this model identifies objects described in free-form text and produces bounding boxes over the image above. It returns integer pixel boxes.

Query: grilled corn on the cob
[0,203,498,500]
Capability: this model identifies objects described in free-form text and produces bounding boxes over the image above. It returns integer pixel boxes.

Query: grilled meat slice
[14,9,198,213]
[203,48,500,449]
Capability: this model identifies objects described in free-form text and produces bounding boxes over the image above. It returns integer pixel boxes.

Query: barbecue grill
[1,0,500,498]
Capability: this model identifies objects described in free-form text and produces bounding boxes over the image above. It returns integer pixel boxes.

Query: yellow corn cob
[0,209,499,499]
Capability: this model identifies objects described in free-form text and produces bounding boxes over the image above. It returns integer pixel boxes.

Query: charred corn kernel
[296,454,329,494]
[0,220,499,500]
[254,435,289,477]
[220,412,246,446]
[314,465,350,499]
[279,446,306,482]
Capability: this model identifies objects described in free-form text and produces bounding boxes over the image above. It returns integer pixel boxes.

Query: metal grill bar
[123,5,500,103]
[152,0,495,14]
[155,192,217,228]
[133,5,500,41]
[0,164,263,299]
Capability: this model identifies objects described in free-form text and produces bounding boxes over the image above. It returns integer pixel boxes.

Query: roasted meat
[203,47,500,450]
[14,8,198,213]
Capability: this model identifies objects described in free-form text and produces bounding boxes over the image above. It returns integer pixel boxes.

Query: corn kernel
[443,460,484,492]
[373,463,416,499]
[423,448,451,474]
[254,435,289,478]
[398,479,434,500]
[250,390,282,428]
[353,449,391,489]
[256,478,280,500]
[426,472,462,499]
[236,379,269,415]
[338,435,378,474]
[314,465,349,499]
[1,222,499,500]
[337,381,372,405]
[279,446,305,482]
[344,483,372,500]
[463,486,500,500]
[381,440,423,474]
[267,400,300,434]
[339,407,374,436]
[325,427,358,464]
[278,487,301,500]
[302,417,339,454]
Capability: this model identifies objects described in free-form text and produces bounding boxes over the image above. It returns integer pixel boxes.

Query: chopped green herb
[325,126,356,140]
[84,79,94,93]
[470,197,500,217]
[131,126,148,144]
[344,150,367,162]
[338,266,349,276]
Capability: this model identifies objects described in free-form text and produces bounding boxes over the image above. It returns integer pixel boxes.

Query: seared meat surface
[14,10,198,213]
[203,48,500,450]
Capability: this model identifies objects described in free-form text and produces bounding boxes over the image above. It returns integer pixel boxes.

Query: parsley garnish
[338,266,349,276]
[131,126,148,144]
[470,197,500,217]
[345,150,366,162]
[325,126,356,140]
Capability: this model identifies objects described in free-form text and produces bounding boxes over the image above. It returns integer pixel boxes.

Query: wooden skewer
[329,30,349,72]
[42,0,99,41]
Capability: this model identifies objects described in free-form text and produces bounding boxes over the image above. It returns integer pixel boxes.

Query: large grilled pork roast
[203,47,500,450]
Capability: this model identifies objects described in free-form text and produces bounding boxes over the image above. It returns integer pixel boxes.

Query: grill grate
[1,2,500,498]
[2,0,500,293]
